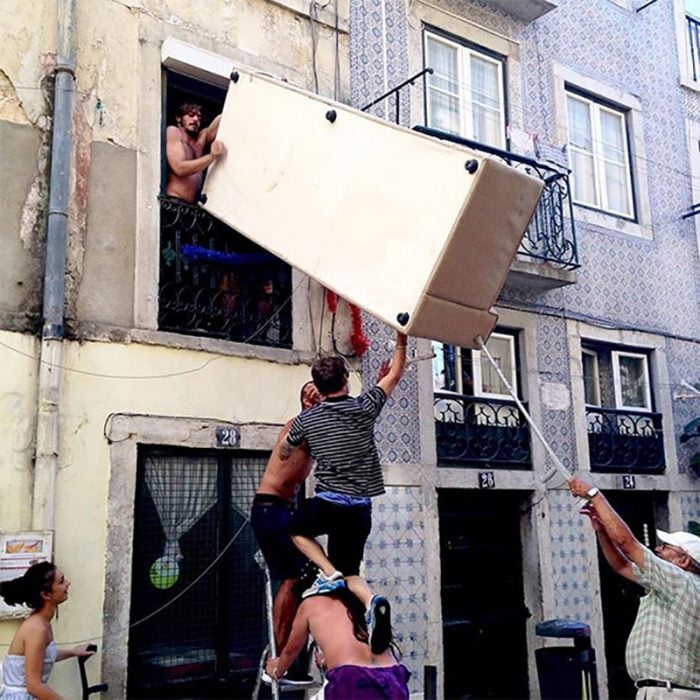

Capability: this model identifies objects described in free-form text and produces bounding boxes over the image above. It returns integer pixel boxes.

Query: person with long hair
[265,587,410,699]
[0,561,94,699]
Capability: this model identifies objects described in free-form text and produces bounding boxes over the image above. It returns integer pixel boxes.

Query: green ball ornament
[150,556,180,589]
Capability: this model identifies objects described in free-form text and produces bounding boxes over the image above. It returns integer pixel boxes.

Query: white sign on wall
[0,531,54,619]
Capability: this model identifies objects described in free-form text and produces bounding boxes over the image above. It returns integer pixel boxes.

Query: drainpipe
[32,0,77,531]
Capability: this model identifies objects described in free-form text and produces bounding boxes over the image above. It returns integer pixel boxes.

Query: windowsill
[680,75,700,93]
[572,204,652,239]
[72,321,319,366]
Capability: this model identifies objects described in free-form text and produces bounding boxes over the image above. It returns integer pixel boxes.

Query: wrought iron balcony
[361,71,578,273]
[415,127,578,271]
[434,392,532,468]
[586,406,665,473]
[158,197,292,347]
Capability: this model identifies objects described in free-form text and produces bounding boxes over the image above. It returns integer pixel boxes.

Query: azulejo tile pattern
[365,487,428,694]
[350,0,700,688]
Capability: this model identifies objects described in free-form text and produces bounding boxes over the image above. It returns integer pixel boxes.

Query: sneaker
[301,571,345,599]
[366,594,392,654]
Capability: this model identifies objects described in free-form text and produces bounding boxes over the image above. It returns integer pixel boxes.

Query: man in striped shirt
[280,330,407,654]
[570,477,700,697]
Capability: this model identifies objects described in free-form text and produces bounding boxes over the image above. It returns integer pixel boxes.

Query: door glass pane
[600,110,626,163]
[570,149,598,206]
[618,355,649,408]
[429,90,460,134]
[478,335,514,396]
[582,353,600,405]
[604,161,631,215]
[470,55,502,147]
[567,97,593,151]
[427,37,459,93]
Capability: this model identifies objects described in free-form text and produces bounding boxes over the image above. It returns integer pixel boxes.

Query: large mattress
[201,70,543,348]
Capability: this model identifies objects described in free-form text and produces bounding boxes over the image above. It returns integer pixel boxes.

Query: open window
[582,342,663,471]
[433,331,520,425]
[158,70,293,348]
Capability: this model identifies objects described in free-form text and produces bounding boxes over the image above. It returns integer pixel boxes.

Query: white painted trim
[611,350,652,411]
[473,332,517,399]
[685,118,700,258]
[581,348,601,407]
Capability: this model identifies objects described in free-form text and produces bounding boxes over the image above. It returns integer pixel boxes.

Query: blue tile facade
[365,487,428,693]
[351,0,700,692]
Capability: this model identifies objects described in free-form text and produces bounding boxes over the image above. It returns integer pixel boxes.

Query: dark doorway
[127,447,267,699]
[598,491,661,700]
[438,489,531,698]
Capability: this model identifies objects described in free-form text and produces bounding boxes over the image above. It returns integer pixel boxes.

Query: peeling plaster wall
[0,2,56,328]
[0,2,354,696]
[0,332,39,531]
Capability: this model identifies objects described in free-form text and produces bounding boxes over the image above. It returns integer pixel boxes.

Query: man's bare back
[303,596,396,670]
[256,419,313,501]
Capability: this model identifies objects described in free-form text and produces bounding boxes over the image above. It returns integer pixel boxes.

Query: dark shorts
[289,496,372,576]
[324,664,410,699]
[250,494,305,580]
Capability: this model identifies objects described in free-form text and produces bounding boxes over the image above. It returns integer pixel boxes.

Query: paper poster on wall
[0,531,54,619]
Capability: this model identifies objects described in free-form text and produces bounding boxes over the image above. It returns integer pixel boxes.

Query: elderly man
[569,477,700,698]
[165,101,224,204]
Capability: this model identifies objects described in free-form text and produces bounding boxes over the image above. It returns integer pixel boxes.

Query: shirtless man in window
[165,101,225,204]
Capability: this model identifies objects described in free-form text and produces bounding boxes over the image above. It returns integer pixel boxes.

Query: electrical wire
[0,275,305,382]
[0,517,251,647]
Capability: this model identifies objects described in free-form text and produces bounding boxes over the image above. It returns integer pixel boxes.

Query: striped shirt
[626,548,700,688]
[287,387,387,497]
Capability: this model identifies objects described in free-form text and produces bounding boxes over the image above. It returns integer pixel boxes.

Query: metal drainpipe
[32,0,76,531]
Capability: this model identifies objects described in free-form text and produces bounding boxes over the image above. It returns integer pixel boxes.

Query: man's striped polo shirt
[286,386,387,497]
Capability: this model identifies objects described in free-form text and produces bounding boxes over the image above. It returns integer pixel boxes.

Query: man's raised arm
[569,477,645,571]
[376,331,407,398]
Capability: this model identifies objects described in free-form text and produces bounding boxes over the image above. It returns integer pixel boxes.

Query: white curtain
[470,55,501,147]
[427,37,460,134]
[567,96,598,206]
[600,110,631,215]
[145,454,218,561]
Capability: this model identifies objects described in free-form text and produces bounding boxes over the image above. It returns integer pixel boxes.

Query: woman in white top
[0,562,93,699]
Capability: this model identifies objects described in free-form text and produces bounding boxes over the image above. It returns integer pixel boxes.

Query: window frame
[472,331,518,400]
[581,348,601,407]
[565,89,635,219]
[423,27,507,149]
[611,350,652,412]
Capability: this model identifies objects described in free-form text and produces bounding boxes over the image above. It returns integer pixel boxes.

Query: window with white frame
[581,349,601,406]
[612,351,652,411]
[566,90,634,218]
[424,30,506,149]
[432,332,517,399]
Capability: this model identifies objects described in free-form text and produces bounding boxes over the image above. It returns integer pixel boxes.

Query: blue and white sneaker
[366,594,392,654]
[301,571,345,599]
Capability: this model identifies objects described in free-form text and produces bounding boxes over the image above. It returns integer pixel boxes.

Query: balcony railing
[158,197,292,347]
[415,127,578,270]
[586,406,665,473]
[360,69,579,271]
[434,392,532,468]
[687,14,700,82]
